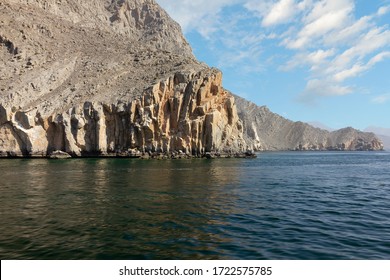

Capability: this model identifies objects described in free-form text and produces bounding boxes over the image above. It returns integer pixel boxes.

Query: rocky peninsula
[0,0,384,158]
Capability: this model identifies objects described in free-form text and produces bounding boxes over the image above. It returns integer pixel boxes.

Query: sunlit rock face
[0,0,246,157]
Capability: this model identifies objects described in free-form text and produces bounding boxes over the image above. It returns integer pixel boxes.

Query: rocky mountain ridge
[0,0,384,157]
[234,95,384,151]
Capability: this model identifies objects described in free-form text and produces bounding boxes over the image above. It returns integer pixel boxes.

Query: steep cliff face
[234,95,384,151]
[0,0,247,157]
[0,69,245,157]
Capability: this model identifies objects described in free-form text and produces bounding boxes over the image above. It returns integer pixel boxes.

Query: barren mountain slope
[0,0,197,112]
[0,0,246,157]
[234,95,384,151]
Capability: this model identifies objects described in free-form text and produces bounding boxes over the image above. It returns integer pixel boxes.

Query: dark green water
[1,152,390,259]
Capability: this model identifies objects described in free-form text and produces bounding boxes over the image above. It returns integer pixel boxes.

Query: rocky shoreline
[0,149,257,159]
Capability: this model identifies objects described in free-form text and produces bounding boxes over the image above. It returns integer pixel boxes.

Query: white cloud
[308,49,336,64]
[282,48,335,71]
[276,1,390,100]
[262,0,298,27]
[333,63,365,82]
[245,0,314,27]
[283,0,354,49]
[324,15,373,46]
[329,27,390,74]
[342,27,390,59]
[303,0,353,22]
[297,78,353,104]
[368,51,390,65]
[243,0,273,17]
[371,93,390,104]
[156,0,240,36]
[377,5,390,16]
[305,79,353,97]
[297,0,313,11]
[332,52,390,82]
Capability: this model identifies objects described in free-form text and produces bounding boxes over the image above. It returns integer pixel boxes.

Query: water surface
[1,152,390,259]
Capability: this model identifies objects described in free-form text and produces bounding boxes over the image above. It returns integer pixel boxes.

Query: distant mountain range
[234,95,384,151]
[307,124,390,151]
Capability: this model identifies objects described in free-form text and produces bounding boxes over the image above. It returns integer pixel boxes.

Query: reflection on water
[0,159,244,259]
[1,153,390,259]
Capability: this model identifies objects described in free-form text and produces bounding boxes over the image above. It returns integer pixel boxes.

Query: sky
[156,0,390,131]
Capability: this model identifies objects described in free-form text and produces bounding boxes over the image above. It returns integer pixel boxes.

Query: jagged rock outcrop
[234,95,384,151]
[0,69,245,157]
[0,0,245,157]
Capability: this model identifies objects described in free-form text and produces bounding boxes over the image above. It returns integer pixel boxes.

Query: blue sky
[156,0,390,131]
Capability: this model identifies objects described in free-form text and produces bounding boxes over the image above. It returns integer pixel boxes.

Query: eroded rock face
[0,69,245,157]
[0,0,247,157]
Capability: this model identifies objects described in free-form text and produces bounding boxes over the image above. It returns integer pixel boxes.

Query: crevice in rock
[0,35,18,55]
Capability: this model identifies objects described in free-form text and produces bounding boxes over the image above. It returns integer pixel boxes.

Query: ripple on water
[1,153,390,259]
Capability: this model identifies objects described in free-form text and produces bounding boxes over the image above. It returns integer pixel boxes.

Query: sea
[1,151,389,260]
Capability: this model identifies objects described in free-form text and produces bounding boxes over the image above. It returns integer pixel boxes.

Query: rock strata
[0,69,246,157]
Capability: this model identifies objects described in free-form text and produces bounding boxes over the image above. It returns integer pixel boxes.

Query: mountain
[0,0,384,157]
[364,127,390,150]
[308,121,335,131]
[0,0,245,157]
[234,95,383,151]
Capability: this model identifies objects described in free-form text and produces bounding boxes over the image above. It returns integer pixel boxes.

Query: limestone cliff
[234,95,384,151]
[0,0,245,157]
[0,69,245,157]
